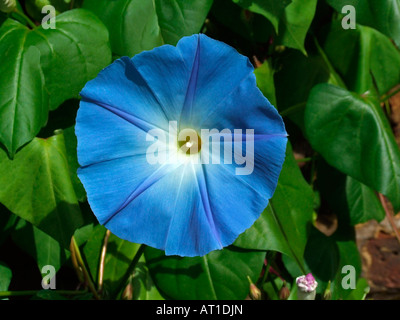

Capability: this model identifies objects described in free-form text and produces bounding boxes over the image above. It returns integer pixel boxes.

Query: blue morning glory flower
[75,34,287,257]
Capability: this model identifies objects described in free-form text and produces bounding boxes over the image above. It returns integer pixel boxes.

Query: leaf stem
[296,157,313,163]
[384,100,391,117]
[71,236,101,300]
[313,37,347,90]
[0,289,88,298]
[260,252,275,285]
[70,238,85,284]
[280,102,306,117]
[12,9,36,29]
[98,229,111,293]
[378,194,400,245]
[380,85,400,103]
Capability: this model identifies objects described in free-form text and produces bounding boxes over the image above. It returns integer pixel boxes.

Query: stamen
[178,128,202,155]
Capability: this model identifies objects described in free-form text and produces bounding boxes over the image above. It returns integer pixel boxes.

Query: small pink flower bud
[296,273,318,300]
[247,276,262,300]
[279,281,290,300]
[122,282,133,300]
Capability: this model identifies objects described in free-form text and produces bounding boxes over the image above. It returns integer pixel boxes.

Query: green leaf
[0,262,12,291]
[345,176,386,225]
[274,48,331,129]
[343,278,369,300]
[11,218,70,272]
[276,0,317,55]
[323,22,400,95]
[103,233,141,298]
[210,0,273,43]
[304,227,340,287]
[316,159,385,226]
[82,225,143,298]
[154,0,213,45]
[282,231,361,298]
[73,223,94,247]
[305,83,400,212]
[83,0,163,56]
[131,256,165,300]
[254,61,276,106]
[0,132,84,248]
[331,239,362,300]
[83,0,212,56]
[25,0,74,21]
[145,246,265,300]
[232,0,292,33]
[64,126,86,202]
[82,224,108,285]
[0,10,111,157]
[0,22,48,158]
[326,0,400,47]
[32,9,112,110]
[0,206,19,246]
[234,143,313,273]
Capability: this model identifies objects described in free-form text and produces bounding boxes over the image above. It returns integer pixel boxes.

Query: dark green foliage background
[0,0,399,300]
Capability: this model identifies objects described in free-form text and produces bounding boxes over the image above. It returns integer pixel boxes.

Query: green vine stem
[380,85,400,103]
[260,251,276,286]
[71,236,101,300]
[11,9,37,29]
[98,229,111,293]
[378,194,400,245]
[0,289,88,298]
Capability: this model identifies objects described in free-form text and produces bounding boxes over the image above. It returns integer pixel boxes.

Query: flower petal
[128,42,196,123]
[103,163,224,257]
[198,72,286,136]
[76,100,159,167]
[76,34,288,257]
[77,153,169,224]
[200,135,288,246]
[79,56,171,131]
[176,34,257,128]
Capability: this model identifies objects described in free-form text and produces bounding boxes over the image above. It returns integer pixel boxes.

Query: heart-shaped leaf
[316,159,385,226]
[0,9,111,157]
[231,0,292,33]
[276,0,317,55]
[323,22,400,95]
[0,23,48,158]
[305,83,400,211]
[326,0,400,47]
[11,218,70,271]
[145,246,265,300]
[154,0,213,45]
[131,256,165,300]
[0,132,84,248]
[274,48,331,129]
[83,0,213,56]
